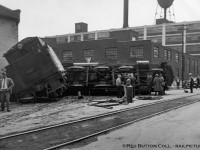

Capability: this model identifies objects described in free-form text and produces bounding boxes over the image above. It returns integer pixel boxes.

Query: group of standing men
[176,73,200,93]
[116,73,166,103]
[116,73,136,103]
[152,74,166,96]
[147,73,166,96]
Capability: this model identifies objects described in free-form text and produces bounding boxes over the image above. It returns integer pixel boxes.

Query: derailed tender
[4,37,67,102]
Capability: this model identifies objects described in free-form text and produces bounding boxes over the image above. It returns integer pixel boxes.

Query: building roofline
[45,20,200,38]
[0,4,20,23]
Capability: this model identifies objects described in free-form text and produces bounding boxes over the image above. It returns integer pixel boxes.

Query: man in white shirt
[116,74,122,98]
[0,72,14,112]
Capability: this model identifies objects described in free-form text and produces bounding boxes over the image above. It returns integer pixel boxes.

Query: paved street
[68,95,200,150]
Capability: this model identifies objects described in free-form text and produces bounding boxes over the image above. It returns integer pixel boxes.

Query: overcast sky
[0,0,200,40]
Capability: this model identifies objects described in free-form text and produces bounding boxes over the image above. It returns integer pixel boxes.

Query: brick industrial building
[0,4,20,71]
[43,23,200,80]
[43,0,200,81]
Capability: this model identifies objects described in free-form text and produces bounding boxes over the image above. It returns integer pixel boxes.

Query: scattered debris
[137,96,163,100]
[88,98,125,109]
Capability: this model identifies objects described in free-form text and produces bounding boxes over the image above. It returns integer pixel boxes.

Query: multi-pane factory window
[164,49,171,61]
[147,26,162,36]
[153,46,159,58]
[57,36,68,43]
[164,50,167,60]
[198,61,200,74]
[195,60,198,74]
[147,37,162,44]
[186,34,200,43]
[134,27,144,36]
[187,59,190,73]
[192,59,195,74]
[166,35,182,44]
[175,52,179,62]
[83,49,94,59]
[176,68,179,77]
[166,25,181,34]
[70,35,81,42]
[168,50,171,61]
[63,50,72,61]
[130,46,143,58]
[84,33,95,40]
[97,32,110,39]
[105,48,117,59]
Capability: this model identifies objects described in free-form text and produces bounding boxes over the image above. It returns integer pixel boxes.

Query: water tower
[156,0,175,24]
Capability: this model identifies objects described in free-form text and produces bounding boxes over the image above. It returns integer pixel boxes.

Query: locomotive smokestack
[123,0,129,28]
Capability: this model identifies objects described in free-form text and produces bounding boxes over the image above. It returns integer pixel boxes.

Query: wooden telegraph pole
[176,24,192,87]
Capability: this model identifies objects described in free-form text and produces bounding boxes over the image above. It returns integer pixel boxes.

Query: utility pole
[176,24,192,86]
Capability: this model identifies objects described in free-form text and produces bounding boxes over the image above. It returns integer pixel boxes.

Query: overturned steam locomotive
[64,61,174,95]
[4,37,67,101]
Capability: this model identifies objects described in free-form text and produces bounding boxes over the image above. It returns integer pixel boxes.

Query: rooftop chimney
[75,22,88,33]
[123,0,129,28]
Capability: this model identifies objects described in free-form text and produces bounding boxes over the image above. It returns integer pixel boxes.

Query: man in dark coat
[189,73,194,93]
[196,76,200,89]
[147,73,153,95]
[153,74,162,96]
[159,74,165,95]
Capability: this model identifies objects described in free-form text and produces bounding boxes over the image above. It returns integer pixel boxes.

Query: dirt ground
[0,96,126,136]
[0,88,198,136]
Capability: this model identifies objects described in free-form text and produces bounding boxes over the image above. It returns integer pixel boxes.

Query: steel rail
[0,94,199,141]
[44,99,200,150]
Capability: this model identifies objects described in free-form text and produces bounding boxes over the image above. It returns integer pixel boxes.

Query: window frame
[164,49,172,61]
[83,49,94,60]
[153,46,159,58]
[175,52,179,62]
[62,50,72,61]
[130,46,144,58]
[105,47,118,59]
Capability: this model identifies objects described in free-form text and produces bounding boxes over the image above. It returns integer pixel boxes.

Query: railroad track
[0,95,200,150]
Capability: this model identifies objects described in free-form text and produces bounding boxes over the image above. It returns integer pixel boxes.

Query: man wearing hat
[153,74,162,96]
[189,73,194,93]
[0,72,14,112]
